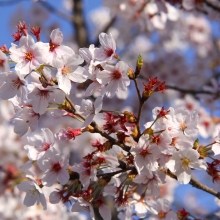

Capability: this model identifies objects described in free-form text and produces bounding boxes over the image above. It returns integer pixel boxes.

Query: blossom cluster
[0,20,220,220]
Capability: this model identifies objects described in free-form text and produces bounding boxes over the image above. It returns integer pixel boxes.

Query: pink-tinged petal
[94,97,103,114]
[83,114,95,127]
[49,191,61,204]
[50,89,65,103]
[20,160,33,171]
[191,160,207,170]
[57,169,69,185]
[68,67,87,83]
[94,48,108,61]
[116,61,129,74]
[165,211,178,220]
[39,193,47,210]
[0,82,17,100]
[79,47,93,63]
[24,192,38,207]
[176,168,191,184]
[72,201,89,212]
[160,199,171,212]
[105,80,118,98]
[134,155,145,173]
[56,45,74,57]
[99,204,111,220]
[99,33,116,51]
[50,29,63,44]
[13,118,29,137]
[32,95,49,115]
[42,128,54,144]
[17,181,34,192]
[57,72,71,94]
[29,114,39,132]
[38,158,51,172]
[24,145,39,160]
[42,171,57,187]
[66,54,84,66]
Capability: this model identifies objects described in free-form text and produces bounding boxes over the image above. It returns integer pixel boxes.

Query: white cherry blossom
[0,71,27,103]
[17,177,47,210]
[38,152,69,187]
[47,28,74,66]
[97,61,130,98]
[75,97,103,127]
[94,33,116,62]
[28,84,65,115]
[55,55,87,94]
[167,149,207,184]
[9,35,48,75]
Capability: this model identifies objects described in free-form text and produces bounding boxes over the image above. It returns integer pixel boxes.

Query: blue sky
[0,0,102,46]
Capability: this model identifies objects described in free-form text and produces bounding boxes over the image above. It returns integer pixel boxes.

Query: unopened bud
[127,67,135,79]
[193,138,199,149]
[143,127,154,136]
[130,126,138,139]
[135,54,143,77]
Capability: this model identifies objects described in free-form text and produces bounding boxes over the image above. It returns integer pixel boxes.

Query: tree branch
[204,0,220,13]
[38,1,74,22]
[166,170,220,200]
[72,0,89,47]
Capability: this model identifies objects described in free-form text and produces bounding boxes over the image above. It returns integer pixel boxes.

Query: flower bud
[135,54,143,77]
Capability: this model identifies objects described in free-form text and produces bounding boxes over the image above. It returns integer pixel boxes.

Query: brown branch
[166,170,220,200]
[72,0,89,47]
[94,17,117,47]
[96,166,134,177]
[204,0,220,13]
[166,84,219,96]
[38,1,74,22]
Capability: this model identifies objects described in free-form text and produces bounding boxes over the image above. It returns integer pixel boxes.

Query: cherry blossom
[47,28,74,67]
[0,71,27,103]
[38,152,69,187]
[28,83,65,115]
[24,128,57,163]
[9,35,48,75]
[96,61,130,98]
[75,97,103,127]
[94,33,116,62]
[167,149,207,184]
[0,50,9,72]
[55,55,87,94]
[17,177,47,210]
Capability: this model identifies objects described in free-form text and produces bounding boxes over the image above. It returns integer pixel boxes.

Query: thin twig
[166,170,220,200]
[38,1,74,22]
[166,85,218,96]
[96,167,134,177]
[133,78,143,138]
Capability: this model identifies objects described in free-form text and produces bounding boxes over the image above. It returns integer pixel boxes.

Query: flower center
[12,78,24,89]
[158,211,166,218]
[0,59,5,67]
[140,148,150,157]
[111,70,121,80]
[62,66,71,75]
[181,157,191,169]
[104,48,114,57]
[42,143,50,151]
[24,51,34,61]
[52,162,62,172]
[37,90,50,100]
[49,40,60,52]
